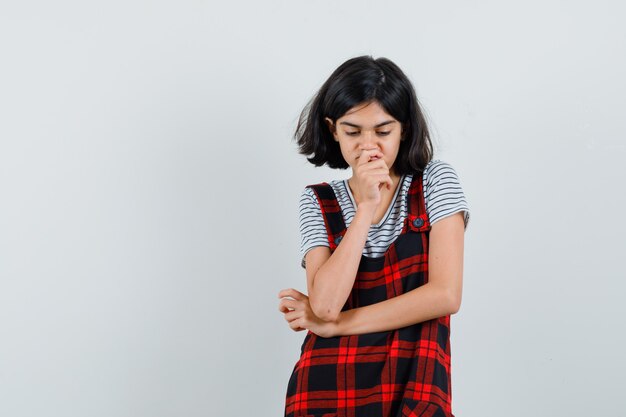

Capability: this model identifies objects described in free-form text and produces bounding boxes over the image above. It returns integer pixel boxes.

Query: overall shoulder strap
[307,183,347,251]
[406,172,432,232]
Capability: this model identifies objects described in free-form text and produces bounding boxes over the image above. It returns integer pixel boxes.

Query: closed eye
[345,131,392,136]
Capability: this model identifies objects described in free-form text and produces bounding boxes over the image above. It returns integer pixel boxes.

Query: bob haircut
[295,55,433,175]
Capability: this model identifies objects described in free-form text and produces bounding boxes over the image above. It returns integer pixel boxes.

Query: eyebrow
[339,120,397,128]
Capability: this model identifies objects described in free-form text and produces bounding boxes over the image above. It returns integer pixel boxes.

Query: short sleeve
[299,186,331,269]
[423,160,471,229]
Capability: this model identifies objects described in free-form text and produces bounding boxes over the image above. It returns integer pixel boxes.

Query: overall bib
[284,173,454,417]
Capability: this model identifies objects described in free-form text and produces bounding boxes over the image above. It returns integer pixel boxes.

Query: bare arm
[305,202,378,322]
[331,211,465,336]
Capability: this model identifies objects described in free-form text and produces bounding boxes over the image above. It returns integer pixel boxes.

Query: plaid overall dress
[284,172,454,417]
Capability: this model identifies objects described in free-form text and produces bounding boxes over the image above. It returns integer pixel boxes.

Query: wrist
[329,311,344,337]
[356,201,377,213]
[355,203,377,224]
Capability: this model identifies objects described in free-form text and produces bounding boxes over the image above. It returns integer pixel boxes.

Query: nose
[359,131,379,150]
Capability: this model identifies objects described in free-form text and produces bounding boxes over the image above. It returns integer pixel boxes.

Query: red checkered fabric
[284,173,454,417]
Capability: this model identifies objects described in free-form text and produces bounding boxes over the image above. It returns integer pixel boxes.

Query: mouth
[356,152,383,161]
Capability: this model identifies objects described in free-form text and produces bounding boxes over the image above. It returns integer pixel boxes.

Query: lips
[356,152,382,161]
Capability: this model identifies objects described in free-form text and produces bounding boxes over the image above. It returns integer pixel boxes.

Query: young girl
[278,56,470,417]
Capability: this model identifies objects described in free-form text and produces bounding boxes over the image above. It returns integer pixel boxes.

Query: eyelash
[345,131,391,136]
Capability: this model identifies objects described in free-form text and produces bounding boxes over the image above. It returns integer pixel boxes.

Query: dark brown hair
[294,55,433,174]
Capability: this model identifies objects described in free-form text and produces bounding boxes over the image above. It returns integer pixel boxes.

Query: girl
[278,56,470,417]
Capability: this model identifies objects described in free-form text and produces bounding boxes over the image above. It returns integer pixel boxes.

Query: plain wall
[1,1,624,416]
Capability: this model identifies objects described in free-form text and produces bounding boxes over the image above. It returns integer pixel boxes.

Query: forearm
[310,203,377,321]
[332,283,456,336]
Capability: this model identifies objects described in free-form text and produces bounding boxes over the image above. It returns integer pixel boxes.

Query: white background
[1,1,625,416]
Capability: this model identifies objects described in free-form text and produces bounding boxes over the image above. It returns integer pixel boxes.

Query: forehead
[338,101,396,124]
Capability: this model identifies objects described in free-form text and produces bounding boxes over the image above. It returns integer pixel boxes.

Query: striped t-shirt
[298,159,470,269]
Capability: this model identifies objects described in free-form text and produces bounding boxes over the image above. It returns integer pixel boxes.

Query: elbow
[447,291,462,315]
[319,310,340,322]
[315,305,340,322]
[310,297,340,322]
[437,284,461,315]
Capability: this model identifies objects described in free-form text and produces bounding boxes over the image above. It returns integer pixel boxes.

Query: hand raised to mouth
[349,149,393,207]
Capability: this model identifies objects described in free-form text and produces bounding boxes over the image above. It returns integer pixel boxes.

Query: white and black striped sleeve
[424,160,471,229]
[298,186,330,269]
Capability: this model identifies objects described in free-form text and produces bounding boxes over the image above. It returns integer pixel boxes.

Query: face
[325,100,403,177]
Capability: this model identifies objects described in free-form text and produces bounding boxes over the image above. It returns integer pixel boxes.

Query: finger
[386,175,393,190]
[278,288,300,300]
[367,150,384,162]
[369,156,388,169]
[359,160,389,176]
[278,299,299,313]
[283,310,300,322]
[278,288,293,299]
[357,149,380,166]
[278,299,292,313]
[366,165,389,175]
[370,173,391,189]
[289,317,306,331]
[278,288,307,301]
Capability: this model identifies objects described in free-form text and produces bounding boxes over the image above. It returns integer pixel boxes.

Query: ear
[324,117,338,140]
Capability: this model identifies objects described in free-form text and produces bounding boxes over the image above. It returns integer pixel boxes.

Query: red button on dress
[284,173,454,417]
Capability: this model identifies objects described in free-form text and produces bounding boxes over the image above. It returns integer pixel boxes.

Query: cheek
[338,144,355,160]
[383,138,401,151]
